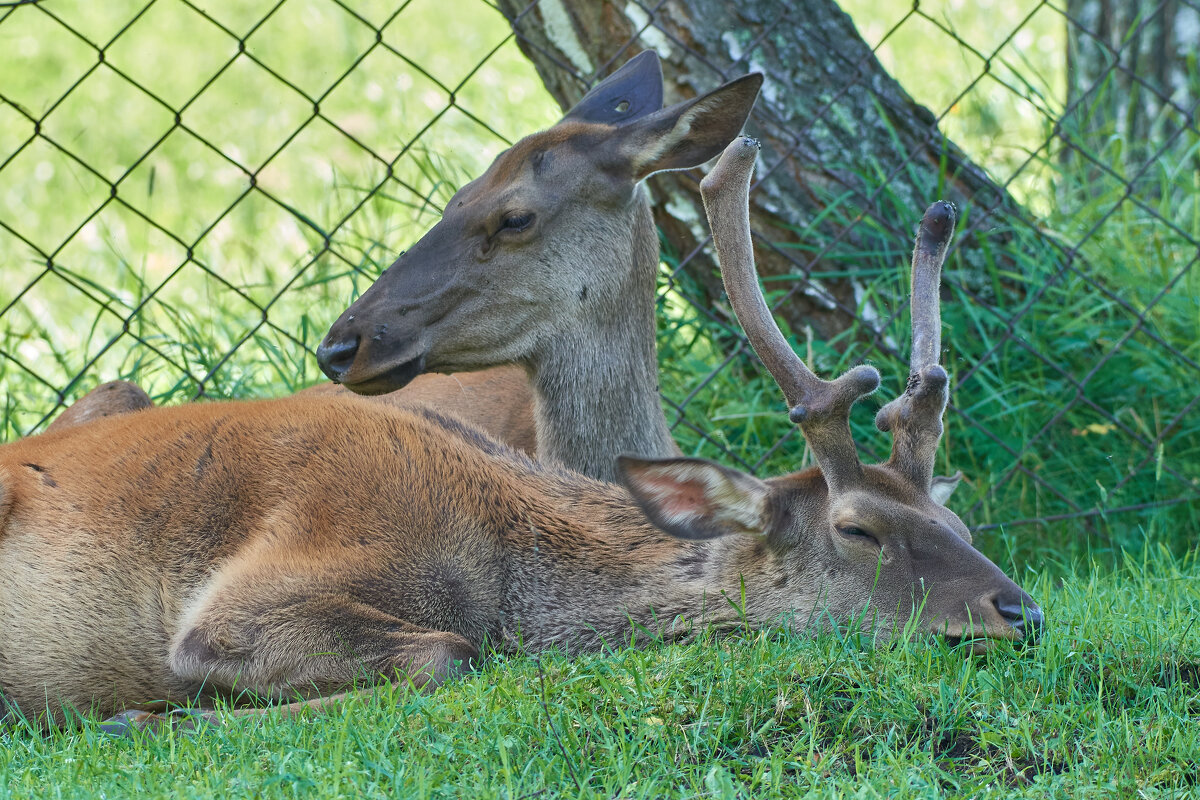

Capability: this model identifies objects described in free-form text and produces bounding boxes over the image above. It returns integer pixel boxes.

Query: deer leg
[45,381,153,433]
[98,707,216,738]
[171,594,479,696]
[98,592,477,735]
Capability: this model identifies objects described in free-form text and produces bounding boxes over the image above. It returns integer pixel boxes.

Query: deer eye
[837,525,879,547]
[498,213,534,234]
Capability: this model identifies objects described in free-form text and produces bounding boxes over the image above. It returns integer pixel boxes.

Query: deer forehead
[831,472,948,527]
[767,465,936,525]
[470,122,610,196]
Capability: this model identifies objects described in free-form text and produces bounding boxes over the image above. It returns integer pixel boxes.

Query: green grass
[3,545,1198,798]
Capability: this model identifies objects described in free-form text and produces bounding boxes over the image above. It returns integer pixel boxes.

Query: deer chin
[340,352,428,396]
[938,623,1027,654]
[941,635,999,655]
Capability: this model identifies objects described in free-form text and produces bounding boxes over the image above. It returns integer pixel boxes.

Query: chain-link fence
[1,0,1196,547]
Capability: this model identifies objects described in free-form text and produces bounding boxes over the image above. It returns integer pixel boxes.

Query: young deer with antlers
[0,139,1039,734]
[52,54,758,482]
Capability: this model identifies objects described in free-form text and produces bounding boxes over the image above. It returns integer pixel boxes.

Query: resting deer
[0,139,1040,733]
[51,53,759,482]
[45,370,537,454]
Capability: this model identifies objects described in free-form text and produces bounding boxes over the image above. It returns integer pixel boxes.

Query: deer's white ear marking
[612,73,763,182]
[929,472,962,506]
[626,105,701,177]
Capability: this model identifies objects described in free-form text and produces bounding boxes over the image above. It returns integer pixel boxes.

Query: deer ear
[561,51,664,125]
[617,455,772,540]
[929,472,963,506]
[611,73,763,181]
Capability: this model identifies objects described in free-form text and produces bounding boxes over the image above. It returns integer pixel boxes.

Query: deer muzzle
[317,305,430,395]
[993,596,1045,642]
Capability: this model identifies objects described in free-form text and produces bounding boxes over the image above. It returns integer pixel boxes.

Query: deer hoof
[98,707,216,737]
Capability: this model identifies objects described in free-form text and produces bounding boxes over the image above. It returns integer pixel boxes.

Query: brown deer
[0,139,1040,734]
[43,380,154,433]
[318,53,764,481]
[53,53,759,482]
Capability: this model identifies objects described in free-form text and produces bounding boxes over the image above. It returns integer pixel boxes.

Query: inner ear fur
[613,73,764,181]
[929,472,963,506]
[617,454,772,540]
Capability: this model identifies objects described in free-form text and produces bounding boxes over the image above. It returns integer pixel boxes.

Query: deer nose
[994,597,1044,642]
[316,335,360,383]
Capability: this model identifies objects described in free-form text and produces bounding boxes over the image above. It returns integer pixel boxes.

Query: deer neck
[527,197,679,483]
[500,483,804,652]
[529,330,677,482]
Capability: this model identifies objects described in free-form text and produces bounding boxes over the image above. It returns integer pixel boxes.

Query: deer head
[618,138,1042,646]
[317,52,763,395]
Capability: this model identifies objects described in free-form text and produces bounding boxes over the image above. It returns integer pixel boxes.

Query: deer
[49,53,760,483]
[0,138,1041,735]
[43,370,536,451]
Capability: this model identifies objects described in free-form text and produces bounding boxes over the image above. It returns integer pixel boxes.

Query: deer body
[299,366,537,455]
[1,396,788,725]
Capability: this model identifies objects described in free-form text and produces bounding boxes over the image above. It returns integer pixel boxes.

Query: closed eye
[498,213,534,234]
[837,525,879,547]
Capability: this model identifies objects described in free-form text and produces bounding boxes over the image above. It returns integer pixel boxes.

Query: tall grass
[0,0,559,434]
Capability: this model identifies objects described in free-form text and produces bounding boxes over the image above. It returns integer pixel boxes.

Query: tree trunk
[1064,0,1199,191]
[496,0,1024,341]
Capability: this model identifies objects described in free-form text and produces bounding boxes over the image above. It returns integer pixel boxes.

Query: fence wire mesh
[0,0,1196,543]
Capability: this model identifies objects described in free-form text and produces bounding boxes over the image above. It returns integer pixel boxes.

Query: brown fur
[0,392,1034,729]
[299,366,536,456]
[44,381,153,434]
[317,61,764,481]
[54,366,536,457]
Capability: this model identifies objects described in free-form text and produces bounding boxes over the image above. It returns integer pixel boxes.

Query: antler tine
[875,201,957,492]
[701,137,880,494]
